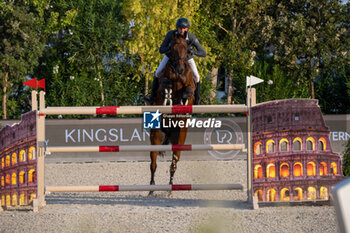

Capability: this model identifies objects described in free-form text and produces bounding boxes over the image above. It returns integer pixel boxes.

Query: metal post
[36,91,46,208]
[31,90,37,111]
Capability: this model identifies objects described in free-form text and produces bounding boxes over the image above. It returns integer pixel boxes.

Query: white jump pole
[47,144,245,153]
[45,183,243,193]
[40,104,248,115]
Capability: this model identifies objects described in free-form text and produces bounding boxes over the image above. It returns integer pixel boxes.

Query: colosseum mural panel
[0,111,37,207]
[252,99,344,202]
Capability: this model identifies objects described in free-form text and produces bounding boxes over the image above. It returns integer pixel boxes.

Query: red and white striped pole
[45,183,243,193]
[47,144,245,153]
[40,104,248,115]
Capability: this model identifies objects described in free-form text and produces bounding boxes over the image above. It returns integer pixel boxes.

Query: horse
[149,32,196,195]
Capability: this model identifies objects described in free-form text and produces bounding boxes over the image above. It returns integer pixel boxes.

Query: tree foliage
[198,0,264,104]
[343,138,350,177]
[0,1,44,119]
[257,0,350,99]
[33,0,142,112]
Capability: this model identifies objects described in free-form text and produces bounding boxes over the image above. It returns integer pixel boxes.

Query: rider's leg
[156,55,169,78]
[188,59,200,105]
[145,56,169,105]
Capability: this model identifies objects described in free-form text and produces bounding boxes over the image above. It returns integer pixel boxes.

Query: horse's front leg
[149,150,158,196]
[169,126,188,185]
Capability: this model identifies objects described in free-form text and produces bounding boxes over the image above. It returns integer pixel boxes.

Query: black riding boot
[144,77,160,105]
[194,82,200,105]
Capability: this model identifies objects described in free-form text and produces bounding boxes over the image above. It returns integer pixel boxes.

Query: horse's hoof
[148,191,155,197]
[167,191,172,197]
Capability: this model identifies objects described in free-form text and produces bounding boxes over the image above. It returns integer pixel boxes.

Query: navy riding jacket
[159,30,207,60]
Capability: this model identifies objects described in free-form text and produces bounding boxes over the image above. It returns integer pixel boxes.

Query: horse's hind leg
[149,151,158,196]
[169,151,180,185]
[149,129,163,196]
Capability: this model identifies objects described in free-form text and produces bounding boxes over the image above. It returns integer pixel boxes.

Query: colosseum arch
[319,162,327,176]
[319,137,326,151]
[279,138,289,152]
[267,189,276,202]
[5,155,10,167]
[19,171,26,184]
[6,194,11,206]
[19,193,26,205]
[266,139,275,154]
[281,188,290,201]
[306,137,315,151]
[266,163,276,178]
[330,162,337,175]
[320,186,328,200]
[294,187,303,201]
[293,137,302,151]
[293,162,303,177]
[5,174,10,185]
[11,173,17,185]
[12,193,17,206]
[28,169,36,183]
[254,142,263,155]
[19,150,26,162]
[307,187,316,200]
[307,162,316,176]
[280,163,290,178]
[28,147,36,161]
[11,153,17,165]
[255,190,263,201]
[254,164,263,179]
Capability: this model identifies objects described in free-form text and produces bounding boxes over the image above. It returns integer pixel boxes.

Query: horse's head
[156,32,194,106]
[170,32,187,75]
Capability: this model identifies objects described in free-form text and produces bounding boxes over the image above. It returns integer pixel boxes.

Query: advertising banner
[45,117,247,162]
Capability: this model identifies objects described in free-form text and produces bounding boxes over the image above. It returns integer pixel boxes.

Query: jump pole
[47,144,246,153]
[40,104,248,115]
[46,184,243,193]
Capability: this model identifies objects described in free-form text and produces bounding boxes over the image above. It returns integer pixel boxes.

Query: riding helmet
[176,18,190,28]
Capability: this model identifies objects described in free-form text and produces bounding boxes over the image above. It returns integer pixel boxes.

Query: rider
[145,17,207,105]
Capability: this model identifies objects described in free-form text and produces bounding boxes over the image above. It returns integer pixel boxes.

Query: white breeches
[155,55,200,83]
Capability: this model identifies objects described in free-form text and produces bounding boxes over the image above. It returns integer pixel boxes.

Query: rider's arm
[189,34,207,57]
[159,31,173,54]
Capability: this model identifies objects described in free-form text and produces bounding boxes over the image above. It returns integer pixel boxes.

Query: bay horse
[149,32,196,195]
